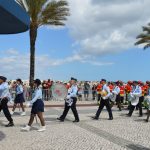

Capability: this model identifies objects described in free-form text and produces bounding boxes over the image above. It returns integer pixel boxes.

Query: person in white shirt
[92,79,113,120]
[112,81,122,111]
[11,79,26,116]
[21,79,46,132]
[57,77,79,122]
[0,76,14,127]
[127,81,142,117]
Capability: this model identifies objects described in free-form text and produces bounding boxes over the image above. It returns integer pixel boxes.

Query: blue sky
[0,0,150,81]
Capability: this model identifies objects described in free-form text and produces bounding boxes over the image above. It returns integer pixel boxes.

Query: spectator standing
[84,81,90,100]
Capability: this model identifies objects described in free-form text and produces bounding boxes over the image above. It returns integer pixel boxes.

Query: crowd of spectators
[7,79,149,102]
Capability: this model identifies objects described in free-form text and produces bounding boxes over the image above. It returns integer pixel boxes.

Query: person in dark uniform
[57,77,79,122]
[21,79,46,132]
[92,79,113,120]
[11,79,26,116]
[0,76,14,127]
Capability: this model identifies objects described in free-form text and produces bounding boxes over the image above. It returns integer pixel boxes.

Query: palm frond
[142,26,150,33]
[135,23,150,49]
[144,43,150,49]
[39,0,69,26]
[135,39,147,45]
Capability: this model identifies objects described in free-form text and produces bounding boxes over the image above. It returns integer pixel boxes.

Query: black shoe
[73,120,79,123]
[57,117,64,122]
[126,114,131,117]
[91,116,98,120]
[145,119,149,122]
[108,117,113,120]
[5,122,14,127]
[139,115,143,117]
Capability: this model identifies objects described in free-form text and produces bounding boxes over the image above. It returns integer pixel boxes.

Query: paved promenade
[0,101,150,150]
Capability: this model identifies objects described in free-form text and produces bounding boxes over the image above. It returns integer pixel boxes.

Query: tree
[135,23,150,49]
[16,0,69,86]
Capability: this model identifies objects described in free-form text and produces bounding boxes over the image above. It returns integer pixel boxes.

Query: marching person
[145,83,150,122]
[119,81,125,105]
[108,82,114,93]
[92,79,113,120]
[125,81,133,110]
[21,79,46,132]
[11,79,26,116]
[0,76,14,127]
[57,77,79,122]
[125,81,132,101]
[83,81,90,100]
[112,81,122,111]
[136,81,145,116]
[127,81,142,117]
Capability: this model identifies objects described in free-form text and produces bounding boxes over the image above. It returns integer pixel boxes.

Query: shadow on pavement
[0,131,6,141]
[45,117,71,122]
[126,144,150,150]
[134,119,148,123]
[45,117,58,122]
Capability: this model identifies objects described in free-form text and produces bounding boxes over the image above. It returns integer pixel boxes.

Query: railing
[9,88,129,102]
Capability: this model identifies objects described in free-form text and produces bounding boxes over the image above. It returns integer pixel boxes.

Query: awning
[0,0,30,34]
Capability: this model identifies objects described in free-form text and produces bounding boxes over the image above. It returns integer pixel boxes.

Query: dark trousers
[60,97,79,121]
[129,97,143,116]
[0,98,13,122]
[97,94,101,102]
[92,91,96,100]
[120,96,124,103]
[95,98,113,118]
[137,96,144,115]
[116,94,122,111]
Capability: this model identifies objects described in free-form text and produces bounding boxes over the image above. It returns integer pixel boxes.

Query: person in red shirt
[125,81,133,110]
[144,81,149,96]
[119,81,125,104]
[125,81,132,101]
[42,80,49,101]
[96,81,102,103]
[108,82,114,93]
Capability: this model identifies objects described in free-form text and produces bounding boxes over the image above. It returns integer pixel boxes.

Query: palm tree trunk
[29,23,37,87]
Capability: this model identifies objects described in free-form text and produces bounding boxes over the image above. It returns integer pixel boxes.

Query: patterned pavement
[0,103,150,150]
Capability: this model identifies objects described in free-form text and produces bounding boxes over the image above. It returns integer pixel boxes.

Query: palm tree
[16,0,69,86]
[135,23,150,49]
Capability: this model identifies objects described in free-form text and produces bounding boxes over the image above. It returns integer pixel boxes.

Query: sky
[0,0,150,81]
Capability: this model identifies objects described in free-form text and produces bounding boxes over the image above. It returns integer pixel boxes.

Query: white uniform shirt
[30,88,42,104]
[0,82,12,100]
[112,86,120,95]
[131,85,142,97]
[129,85,142,106]
[102,84,111,99]
[67,84,78,99]
[148,88,150,96]
[16,84,23,95]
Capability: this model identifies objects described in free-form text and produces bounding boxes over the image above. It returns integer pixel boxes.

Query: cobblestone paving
[0,106,150,150]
